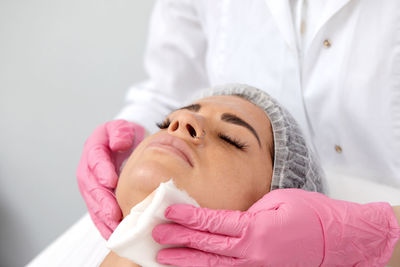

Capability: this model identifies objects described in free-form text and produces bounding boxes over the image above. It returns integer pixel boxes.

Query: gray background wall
[0,0,155,266]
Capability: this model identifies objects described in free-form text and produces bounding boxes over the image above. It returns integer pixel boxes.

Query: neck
[100,251,141,267]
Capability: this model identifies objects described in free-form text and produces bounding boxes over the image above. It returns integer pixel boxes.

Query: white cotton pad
[106,179,200,267]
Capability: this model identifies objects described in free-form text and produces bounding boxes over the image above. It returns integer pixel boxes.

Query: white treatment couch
[27,172,400,266]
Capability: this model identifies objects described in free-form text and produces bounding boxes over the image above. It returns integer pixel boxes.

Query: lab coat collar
[308,0,353,45]
[264,0,297,52]
[264,0,352,52]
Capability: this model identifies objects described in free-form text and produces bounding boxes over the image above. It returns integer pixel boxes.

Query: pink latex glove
[152,188,400,266]
[77,119,145,239]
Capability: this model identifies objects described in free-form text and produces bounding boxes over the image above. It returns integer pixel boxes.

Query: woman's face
[116,95,274,216]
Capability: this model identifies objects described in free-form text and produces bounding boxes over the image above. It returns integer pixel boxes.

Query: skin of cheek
[176,147,272,211]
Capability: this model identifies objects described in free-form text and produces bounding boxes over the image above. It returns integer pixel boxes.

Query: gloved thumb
[107,120,139,151]
[164,204,250,237]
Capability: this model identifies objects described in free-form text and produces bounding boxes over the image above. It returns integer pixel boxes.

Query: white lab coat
[116,0,400,188]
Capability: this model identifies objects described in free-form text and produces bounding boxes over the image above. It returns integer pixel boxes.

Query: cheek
[183,149,270,211]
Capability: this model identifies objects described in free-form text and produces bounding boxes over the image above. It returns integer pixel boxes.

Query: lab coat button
[323,39,331,48]
[300,21,305,34]
[335,145,342,153]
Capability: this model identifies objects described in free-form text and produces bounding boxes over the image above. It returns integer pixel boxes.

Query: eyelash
[156,118,171,129]
[156,118,248,151]
[218,133,248,151]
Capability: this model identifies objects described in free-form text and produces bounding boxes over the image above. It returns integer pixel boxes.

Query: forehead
[195,95,266,119]
[197,95,254,110]
[194,95,272,145]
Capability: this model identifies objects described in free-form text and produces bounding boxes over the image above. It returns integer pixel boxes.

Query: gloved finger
[107,120,136,151]
[112,149,135,175]
[88,144,119,188]
[83,185,122,239]
[111,122,146,173]
[90,212,113,240]
[152,223,240,257]
[164,204,249,237]
[157,247,248,267]
[88,186,122,224]
[92,211,120,240]
[78,169,122,225]
[81,187,113,239]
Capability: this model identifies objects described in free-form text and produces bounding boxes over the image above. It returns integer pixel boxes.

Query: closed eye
[218,133,248,151]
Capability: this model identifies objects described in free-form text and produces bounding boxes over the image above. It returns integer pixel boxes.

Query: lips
[146,133,194,167]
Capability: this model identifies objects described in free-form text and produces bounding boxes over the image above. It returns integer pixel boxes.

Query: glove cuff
[377,202,400,266]
[322,201,400,266]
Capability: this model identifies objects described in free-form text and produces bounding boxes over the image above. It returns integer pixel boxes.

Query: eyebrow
[178,103,201,112]
[221,113,261,147]
[177,103,261,147]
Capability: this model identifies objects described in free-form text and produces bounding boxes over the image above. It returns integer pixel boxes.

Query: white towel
[106,179,199,267]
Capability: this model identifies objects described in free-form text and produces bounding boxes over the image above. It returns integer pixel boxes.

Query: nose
[167,112,205,144]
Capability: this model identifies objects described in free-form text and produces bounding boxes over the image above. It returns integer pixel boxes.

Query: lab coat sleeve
[115,0,209,133]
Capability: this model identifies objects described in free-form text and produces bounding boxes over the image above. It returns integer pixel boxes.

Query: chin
[117,161,180,216]
[125,159,185,194]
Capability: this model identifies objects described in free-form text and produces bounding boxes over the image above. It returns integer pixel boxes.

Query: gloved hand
[77,119,145,239]
[152,188,400,266]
